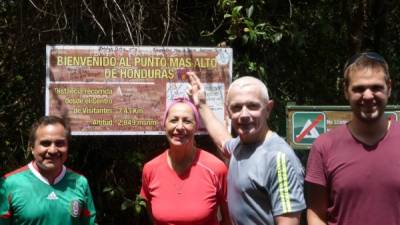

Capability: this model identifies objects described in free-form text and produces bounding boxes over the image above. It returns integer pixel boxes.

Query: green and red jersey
[0,162,97,225]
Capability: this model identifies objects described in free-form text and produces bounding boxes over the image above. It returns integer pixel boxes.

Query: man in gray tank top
[187,72,305,225]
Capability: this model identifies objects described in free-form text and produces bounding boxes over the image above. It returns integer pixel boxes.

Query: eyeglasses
[39,139,67,147]
[344,52,387,71]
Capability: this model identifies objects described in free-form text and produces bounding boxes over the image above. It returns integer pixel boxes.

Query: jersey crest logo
[47,191,58,200]
[70,200,82,218]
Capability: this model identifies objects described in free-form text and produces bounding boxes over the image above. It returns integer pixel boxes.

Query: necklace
[167,148,196,195]
[175,180,185,195]
[167,147,196,173]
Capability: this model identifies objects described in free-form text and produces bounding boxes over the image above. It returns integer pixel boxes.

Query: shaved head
[227,76,269,104]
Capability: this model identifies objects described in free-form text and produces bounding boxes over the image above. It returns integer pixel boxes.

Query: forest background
[1,0,399,224]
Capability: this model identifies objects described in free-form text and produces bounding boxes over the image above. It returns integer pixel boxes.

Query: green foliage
[219,0,283,46]
[204,0,400,134]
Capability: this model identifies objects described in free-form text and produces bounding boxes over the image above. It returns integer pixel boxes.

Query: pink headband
[163,97,201,130]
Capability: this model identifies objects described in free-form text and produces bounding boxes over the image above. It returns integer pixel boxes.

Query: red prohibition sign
[295,114,324,143]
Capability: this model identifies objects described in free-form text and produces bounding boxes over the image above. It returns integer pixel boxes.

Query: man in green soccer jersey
[0,116,97,225]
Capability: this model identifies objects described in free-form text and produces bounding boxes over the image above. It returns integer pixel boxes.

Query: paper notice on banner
[166,82,226,133]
